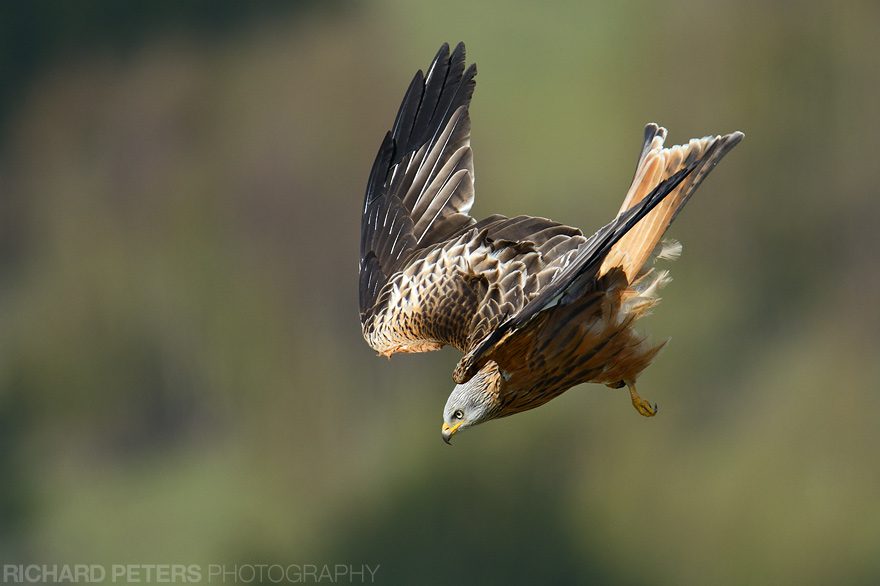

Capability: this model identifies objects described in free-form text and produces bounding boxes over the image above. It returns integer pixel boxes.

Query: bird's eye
[453,409,464,420]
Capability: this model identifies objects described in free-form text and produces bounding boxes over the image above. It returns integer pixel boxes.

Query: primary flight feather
[358,42,743,443]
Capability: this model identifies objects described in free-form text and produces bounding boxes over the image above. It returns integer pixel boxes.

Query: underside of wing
[359,43,478,325]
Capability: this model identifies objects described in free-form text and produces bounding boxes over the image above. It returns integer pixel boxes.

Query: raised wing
[359,42,478,323]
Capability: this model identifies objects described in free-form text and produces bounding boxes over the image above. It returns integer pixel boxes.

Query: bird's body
[358,43,743,442]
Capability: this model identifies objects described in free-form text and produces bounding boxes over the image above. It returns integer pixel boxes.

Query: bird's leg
[626,381,658,417]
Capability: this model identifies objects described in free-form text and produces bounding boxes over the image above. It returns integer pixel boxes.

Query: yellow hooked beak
[441,421,463,444]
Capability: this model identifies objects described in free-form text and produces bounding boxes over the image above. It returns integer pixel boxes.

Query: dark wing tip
[364,131,395,207]
[713,131,744,163]
[450,41,466,65]
[434,42,451,63]
[390,42,478,162]
[726,130,745,146]
[390,70,425,144]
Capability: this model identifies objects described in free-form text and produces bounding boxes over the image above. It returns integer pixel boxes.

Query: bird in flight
[359,42,742,444]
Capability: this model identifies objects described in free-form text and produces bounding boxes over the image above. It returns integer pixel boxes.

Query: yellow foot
[627,382,658,417]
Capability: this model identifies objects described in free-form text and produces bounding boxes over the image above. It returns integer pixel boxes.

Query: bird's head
[441,361,503,444]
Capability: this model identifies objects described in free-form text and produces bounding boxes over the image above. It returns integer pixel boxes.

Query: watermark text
[1,563,380,583]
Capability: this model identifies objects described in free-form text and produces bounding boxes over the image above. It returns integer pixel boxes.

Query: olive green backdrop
[1,1,878,584]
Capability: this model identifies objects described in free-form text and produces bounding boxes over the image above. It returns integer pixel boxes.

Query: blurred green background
[1,0,879,584]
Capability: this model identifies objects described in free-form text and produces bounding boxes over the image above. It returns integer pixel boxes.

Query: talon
[626,382,658,418]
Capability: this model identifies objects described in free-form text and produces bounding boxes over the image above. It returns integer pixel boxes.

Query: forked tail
[600,124,743,281]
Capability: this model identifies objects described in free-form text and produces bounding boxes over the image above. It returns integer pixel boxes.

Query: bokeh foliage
[1,0,879,584]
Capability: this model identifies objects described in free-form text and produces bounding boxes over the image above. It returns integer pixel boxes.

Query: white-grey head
[441,361,503,444]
